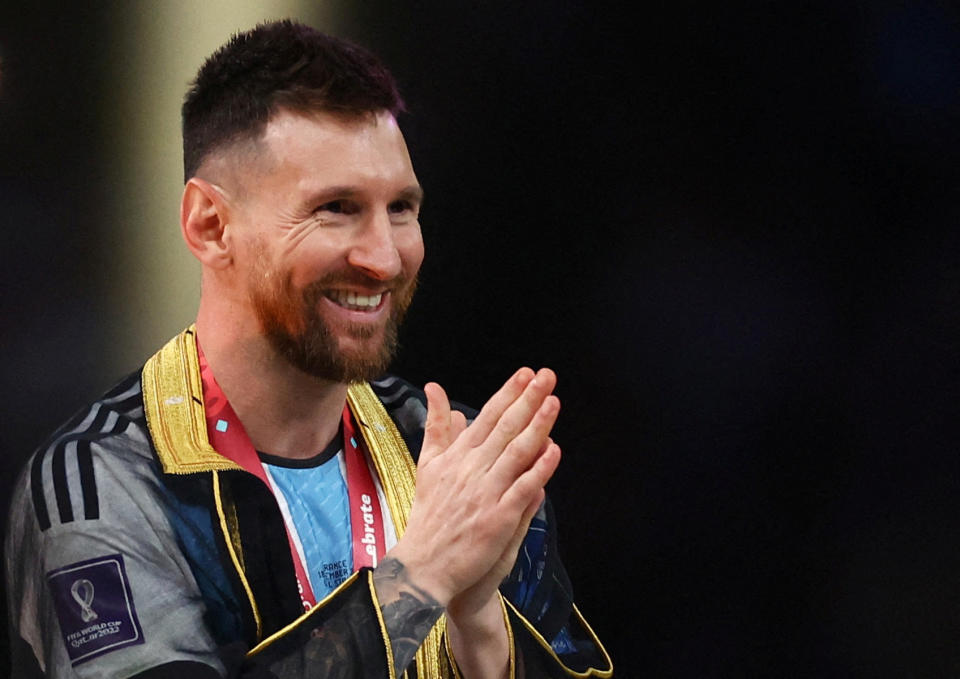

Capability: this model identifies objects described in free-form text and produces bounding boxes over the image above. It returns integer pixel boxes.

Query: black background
[3,2,960,677]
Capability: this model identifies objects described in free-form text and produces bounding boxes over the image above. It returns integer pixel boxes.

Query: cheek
[259,270,311,330]
[284,248,343,289]
[397,230,425,276]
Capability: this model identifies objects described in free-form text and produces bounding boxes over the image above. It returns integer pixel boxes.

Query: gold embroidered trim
[502,593,517,679]
[142,326,242,475]
[346,382,448,679]
[368,570,397,679]
[214,470,262,642]
[346,382,417,527]
[221,486,245,573]
[502,599,614,678]
[445,630,464,679]
[247,570,363,657]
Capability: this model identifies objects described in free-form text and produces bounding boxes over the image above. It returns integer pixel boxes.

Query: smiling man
[5,20,612,679]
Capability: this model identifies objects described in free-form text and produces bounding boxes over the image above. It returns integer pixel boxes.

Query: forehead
[250,109,417,192]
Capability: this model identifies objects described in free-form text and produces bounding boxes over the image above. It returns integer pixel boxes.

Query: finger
[499,442,561,512]
[463,367,535,445]
[421,382,452,465]
[489,395,559,485]
[489,395,560,489]
[502,492,545,564]
[483,368,557,457]
[519,492,545,530]
[450,410,468,439]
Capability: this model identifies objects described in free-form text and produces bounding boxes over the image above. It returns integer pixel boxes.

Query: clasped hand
[389,367,562,617]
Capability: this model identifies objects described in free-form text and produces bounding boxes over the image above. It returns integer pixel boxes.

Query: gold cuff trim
[142,326,242,475]
[214,470,262,642]
[445,631,464,679]
[416,617,447,679]
[368,570,397,679]
[502,599,614,678]
[502,593,517,679]
[445,637,461,679]
[247,570,363,657]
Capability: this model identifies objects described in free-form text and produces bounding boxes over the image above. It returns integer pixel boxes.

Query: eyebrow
[396,185,425,205]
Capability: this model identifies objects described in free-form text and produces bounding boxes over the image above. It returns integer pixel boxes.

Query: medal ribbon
[342,409,386,569]
[197,343,385,609]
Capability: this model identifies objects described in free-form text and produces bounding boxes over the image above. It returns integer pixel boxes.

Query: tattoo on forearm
[374,557,444,675]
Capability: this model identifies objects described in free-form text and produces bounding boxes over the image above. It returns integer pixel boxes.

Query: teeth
[329,291,382,310]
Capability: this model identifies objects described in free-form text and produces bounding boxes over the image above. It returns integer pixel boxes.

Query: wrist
[447,591,504,638]
[372,556,446,677]
[381,539,456,606]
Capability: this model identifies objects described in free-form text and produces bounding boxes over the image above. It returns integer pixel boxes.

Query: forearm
[372,557,511,679]
[446,594,511,679]
[373,556,445,676]
[373,558,511,679]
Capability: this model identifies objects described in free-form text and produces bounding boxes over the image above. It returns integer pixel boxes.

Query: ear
[180,177,233,268]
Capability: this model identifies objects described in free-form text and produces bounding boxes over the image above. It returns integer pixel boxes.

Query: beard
[249,259,417,384]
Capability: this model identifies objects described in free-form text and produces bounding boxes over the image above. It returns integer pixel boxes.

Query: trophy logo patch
[47,554,144,665]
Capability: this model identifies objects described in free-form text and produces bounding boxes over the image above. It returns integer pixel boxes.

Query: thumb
[421,382,453,465]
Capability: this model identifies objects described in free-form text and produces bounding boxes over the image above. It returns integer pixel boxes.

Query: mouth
[324,289,386,312]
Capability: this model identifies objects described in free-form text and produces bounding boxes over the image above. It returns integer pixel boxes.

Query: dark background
[3,2,959,677]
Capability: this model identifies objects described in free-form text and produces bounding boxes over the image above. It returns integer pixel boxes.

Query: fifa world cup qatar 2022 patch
[46,554,144,665]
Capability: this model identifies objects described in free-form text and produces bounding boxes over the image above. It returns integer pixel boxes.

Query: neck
[195,313,349,460]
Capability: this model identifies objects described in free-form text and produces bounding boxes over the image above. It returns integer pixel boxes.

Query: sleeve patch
[46,553,145,665]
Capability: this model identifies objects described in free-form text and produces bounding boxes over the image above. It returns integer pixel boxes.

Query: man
[5,20,612,678]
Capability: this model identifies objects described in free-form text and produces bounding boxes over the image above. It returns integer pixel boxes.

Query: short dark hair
[182,19,404,181]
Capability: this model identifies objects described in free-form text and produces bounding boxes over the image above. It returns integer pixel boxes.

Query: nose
[346,211,403,281]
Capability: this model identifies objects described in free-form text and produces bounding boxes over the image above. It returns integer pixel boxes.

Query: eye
[388,199,416,215]
[314,199,363,216]
[316,200,346,214]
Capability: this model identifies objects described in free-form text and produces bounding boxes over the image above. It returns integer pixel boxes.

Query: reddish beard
[249,264,417,383]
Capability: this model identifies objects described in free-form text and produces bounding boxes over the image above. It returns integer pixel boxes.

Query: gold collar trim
[142,326,242,475]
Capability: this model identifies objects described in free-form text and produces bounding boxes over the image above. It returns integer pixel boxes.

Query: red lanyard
[197,343,386,610]
[341,410,387,570]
